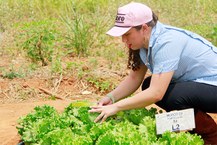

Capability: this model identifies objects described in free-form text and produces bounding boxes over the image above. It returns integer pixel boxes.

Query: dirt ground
[0,100,80,145]
[0,73,217,145]
[0,75,101,145]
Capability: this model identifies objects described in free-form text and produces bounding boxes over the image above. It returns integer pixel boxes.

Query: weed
[48,95,56,100]
[28,63,38,71]
[51,56,62,74]
[2,66,24,79]
[20,20,56,66]
[88,58,98,68]
[87,77,114,94]
[77,69,86,80]
[66,62,79,70]
[3,71,22,79]
[61,8,93,57]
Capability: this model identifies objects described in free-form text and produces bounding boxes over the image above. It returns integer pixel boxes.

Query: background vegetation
[0,0,217,99]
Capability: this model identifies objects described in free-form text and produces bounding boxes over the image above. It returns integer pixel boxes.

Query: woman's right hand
[97,96,113,106]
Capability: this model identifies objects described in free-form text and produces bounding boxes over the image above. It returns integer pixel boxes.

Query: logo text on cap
[115,13,125,23]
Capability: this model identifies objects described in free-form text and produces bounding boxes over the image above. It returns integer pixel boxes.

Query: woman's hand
[97,96,113,106]
[89,104,119,123]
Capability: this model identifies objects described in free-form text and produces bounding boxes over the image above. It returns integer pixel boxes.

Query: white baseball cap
[106,2,153,37]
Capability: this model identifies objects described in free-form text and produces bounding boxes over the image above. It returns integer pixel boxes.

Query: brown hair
[127,11,158,71]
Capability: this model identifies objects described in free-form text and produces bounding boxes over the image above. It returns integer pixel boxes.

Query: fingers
[97,102,103,106]
[88,107,102,113]
[97,100,108,106]
[96,97,112,107]
[94,112,104,123]
[94,112,108,123]
[96,100,103,106]
[90,106,99,109]
[89,105,111,123]
[100,114,108,123]
[89,106,108,123]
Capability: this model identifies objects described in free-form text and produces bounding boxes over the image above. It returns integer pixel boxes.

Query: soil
[0,75,101,145]
[0,100,82,145]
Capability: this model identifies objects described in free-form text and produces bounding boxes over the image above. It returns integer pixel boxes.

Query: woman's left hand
[89,104,119,123]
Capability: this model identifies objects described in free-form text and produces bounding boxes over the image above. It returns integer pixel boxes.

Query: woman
[89,2,217,144]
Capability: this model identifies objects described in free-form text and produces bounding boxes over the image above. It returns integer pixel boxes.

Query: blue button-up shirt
[140,22,217,86]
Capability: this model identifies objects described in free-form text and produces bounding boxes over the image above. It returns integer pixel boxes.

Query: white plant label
[155,108,195,134]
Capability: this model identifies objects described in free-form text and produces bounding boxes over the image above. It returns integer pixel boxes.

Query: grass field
[0,1,217,144]
[0,0,217,100]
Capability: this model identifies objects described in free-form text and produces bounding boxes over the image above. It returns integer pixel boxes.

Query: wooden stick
[3,92,9,99]
[38,87,64,100]
[54,74,63,93]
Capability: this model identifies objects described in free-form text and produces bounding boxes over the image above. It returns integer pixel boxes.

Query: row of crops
[17,102,204,145]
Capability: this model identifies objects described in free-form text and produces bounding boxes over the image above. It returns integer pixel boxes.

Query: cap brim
[106,26,131,37]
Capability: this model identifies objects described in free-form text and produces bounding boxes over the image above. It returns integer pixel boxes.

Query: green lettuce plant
[17,102,204,145]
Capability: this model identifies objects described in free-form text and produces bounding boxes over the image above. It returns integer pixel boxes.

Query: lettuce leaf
[17,103,204,145]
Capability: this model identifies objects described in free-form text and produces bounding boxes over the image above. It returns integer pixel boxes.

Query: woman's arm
[115,71,174,110]
[110,64,148,102]
[90,71,174,123]
[98,64,147,106]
